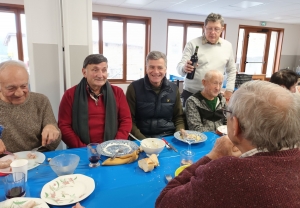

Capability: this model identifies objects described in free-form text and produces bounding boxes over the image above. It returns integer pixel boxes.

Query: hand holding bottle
[186,46,199,79]
[184,60,197,73]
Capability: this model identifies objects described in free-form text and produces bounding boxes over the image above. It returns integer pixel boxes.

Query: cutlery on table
[0,151,14,158]
[161,138,178,152]
[165,174,173,183]
[111,148,124,160]
[129,133,148,147]
[31,145,44,152]
[129,133,141,143]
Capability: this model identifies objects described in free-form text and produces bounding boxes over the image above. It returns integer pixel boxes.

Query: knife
[161,138,178,152]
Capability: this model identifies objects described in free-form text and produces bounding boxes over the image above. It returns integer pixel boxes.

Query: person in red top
[156,80,300,208]
[58,54,132,148]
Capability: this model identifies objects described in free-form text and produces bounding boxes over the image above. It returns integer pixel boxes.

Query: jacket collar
[144,75,170,91]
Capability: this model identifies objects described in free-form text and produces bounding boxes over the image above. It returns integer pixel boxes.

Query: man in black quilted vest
[126,51,185,139]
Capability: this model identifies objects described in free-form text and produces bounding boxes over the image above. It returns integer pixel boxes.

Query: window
[92,13,150,82]
[236,25,283,78]
[0,4,28,68]
[166,19,226,78]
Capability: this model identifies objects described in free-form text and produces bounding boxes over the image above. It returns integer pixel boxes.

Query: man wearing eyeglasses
[156,80,300,207]
[177,13,236,106]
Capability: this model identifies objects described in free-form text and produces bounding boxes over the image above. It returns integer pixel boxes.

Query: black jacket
[132,75,178,137]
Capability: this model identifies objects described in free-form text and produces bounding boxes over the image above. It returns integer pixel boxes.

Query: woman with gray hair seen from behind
[156,80,300,208]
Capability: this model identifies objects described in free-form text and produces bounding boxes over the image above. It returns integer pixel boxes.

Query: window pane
[236,29,244,72]
[0,12,18,62]
[186,26,202,43]
[103,20,123,79]
[245,33,266,74]
[20,14,29,72]
[92,20,99,54]
[266,31,278,78]
[167,25,184,78]
[127,23,145,80]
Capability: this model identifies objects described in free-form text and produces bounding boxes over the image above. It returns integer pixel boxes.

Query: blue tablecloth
[0,132,220,208]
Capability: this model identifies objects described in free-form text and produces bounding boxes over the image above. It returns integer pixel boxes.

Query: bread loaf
[149,154,159,167]
[138,158,155,172]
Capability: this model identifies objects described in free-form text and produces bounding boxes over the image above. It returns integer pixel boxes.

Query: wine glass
[183,133,196,155]
[87,143,101,167]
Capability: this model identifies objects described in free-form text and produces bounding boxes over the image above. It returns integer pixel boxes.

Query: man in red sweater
[58,54,132,148]
[156,80,300,207]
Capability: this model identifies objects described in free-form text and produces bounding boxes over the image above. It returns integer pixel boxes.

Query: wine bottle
[186,46,199,80]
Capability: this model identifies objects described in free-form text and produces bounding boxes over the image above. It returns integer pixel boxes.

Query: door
[240,29,271,74]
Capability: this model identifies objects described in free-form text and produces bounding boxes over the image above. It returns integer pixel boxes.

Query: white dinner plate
[0,154,15,173]
[174,130,207,144]
[14,151,45,170]
[0,197,49,208]
[217,125,228,135]
[40,174,95,206]
[97,140,139,157]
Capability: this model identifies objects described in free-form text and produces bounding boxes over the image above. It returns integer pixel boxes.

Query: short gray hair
[228,80,300,152]
[146,51,167,68]
[0,60,28,74]
[205,13,224,27]
[204,70,223,80]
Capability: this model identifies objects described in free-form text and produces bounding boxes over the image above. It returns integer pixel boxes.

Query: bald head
[201,70,224,100]
[204,70,223,81]
[0,60,29,105]
[0,60,28,74]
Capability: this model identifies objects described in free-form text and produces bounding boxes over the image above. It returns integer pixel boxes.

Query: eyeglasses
[205,27,222,33]
[223,108,232,117]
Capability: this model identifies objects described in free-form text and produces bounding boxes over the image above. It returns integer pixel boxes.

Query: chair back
[235,74,252,89]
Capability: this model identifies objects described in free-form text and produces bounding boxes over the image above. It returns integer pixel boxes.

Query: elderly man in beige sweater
[0,60,61,153]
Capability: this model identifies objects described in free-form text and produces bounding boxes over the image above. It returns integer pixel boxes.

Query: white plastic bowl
[49,154,80,176]
[141,138,165,156]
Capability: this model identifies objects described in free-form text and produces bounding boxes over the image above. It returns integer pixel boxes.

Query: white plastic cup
[10,159,28,182]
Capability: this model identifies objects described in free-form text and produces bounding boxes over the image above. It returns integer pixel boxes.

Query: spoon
[111,148,124,160]
[129,133,141,143]
[165,174,173,183]
[129,133,148,147]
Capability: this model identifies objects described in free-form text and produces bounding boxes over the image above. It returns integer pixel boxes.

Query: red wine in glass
[89,156,100,164]
[6,186,25,199]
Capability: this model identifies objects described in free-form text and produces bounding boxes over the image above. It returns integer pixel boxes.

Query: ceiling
[92,0,300,25]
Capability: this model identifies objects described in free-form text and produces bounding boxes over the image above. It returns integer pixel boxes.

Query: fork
[111,148,124,160]
[31,145,44,152]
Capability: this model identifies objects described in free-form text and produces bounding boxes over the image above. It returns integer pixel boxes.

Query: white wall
[93,4,300,58]
[0,0,23,4]
[297,38,300,56]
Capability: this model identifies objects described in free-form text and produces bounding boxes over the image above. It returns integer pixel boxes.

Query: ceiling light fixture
[229,1,263,9]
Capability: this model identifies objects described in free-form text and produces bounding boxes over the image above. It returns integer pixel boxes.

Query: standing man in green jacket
[126,51,185,139]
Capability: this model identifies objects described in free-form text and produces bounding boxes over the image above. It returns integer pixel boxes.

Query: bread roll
[138,158,155,172]
[149,154,159,167]
[0,159,12,169]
